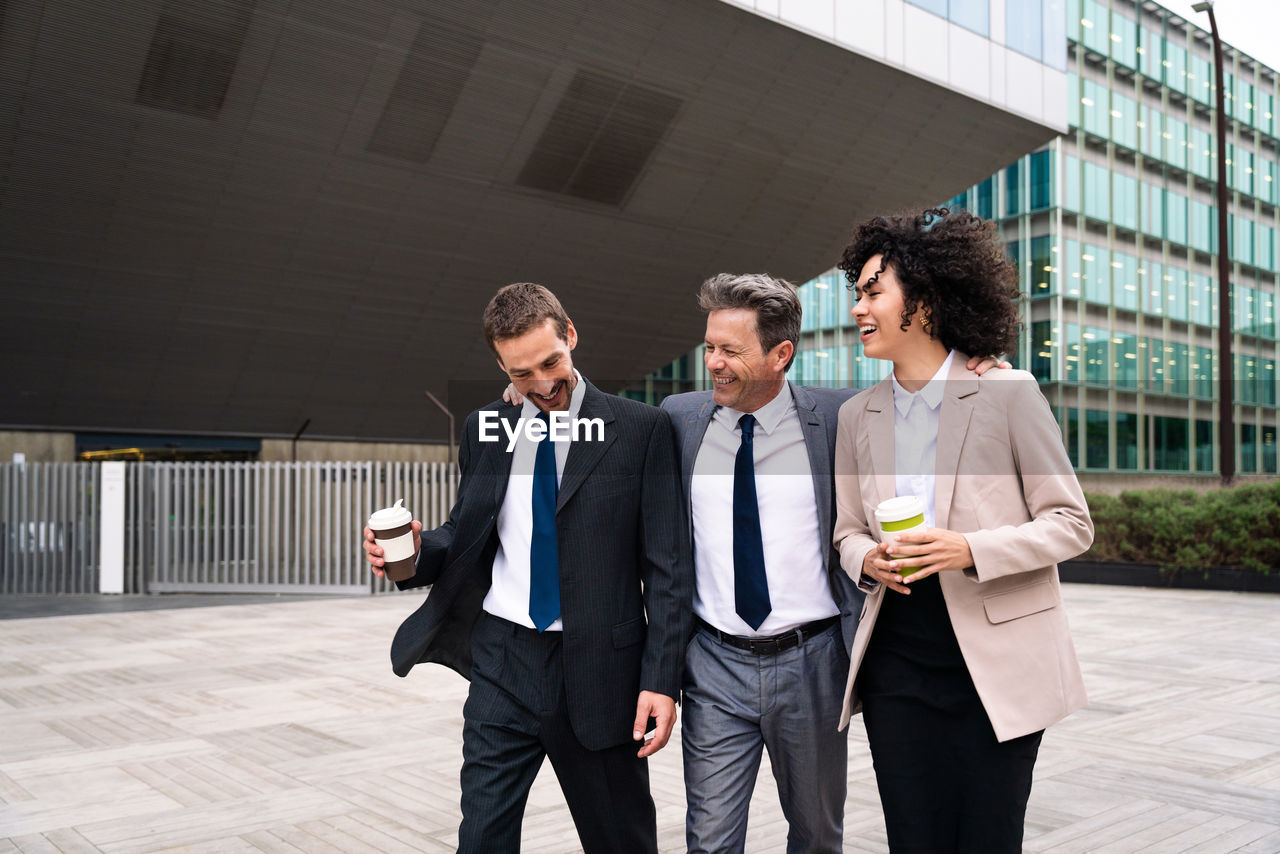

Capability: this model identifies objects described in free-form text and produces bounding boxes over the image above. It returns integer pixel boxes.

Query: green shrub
[1080,482,1280,575]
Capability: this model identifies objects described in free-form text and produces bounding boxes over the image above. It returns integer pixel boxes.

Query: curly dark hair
[838,207,1021,357]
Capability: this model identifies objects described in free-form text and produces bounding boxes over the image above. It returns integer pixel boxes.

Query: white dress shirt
[891,350,954,528]
[690,382,839,637]
[482,370,586,631]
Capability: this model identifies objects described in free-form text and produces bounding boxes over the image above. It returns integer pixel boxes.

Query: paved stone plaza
[0,584,1277,853]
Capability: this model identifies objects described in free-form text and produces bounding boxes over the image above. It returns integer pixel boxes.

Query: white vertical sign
[99,462,126,594]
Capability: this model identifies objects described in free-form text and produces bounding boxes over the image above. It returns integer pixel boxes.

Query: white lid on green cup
[369,498,412,531]
[875,495,925,526]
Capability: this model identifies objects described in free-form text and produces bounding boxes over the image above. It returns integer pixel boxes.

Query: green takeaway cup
[875,496,927,577]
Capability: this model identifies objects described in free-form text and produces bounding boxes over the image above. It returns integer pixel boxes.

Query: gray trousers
[682,622,849,854]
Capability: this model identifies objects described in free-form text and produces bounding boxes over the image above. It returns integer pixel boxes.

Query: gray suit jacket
[390,380,692,751]
[660,381,864,658]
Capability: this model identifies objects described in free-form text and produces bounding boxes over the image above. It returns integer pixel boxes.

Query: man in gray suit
[363,283,690,854]
[660,274,860,854]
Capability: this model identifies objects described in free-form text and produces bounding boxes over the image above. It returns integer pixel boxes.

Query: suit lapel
[791,383,832,550]
[864,378,896,505]
[680,397,716,503]
[556,381,617,512]
[934,353,978,531]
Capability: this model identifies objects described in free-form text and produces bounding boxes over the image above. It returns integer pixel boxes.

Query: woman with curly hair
[831,208,1094,853]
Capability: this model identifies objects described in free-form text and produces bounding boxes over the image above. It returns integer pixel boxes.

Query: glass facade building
[642,0,1279,477]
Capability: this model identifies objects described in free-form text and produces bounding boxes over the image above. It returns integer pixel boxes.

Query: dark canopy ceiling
[0,0,1056,441]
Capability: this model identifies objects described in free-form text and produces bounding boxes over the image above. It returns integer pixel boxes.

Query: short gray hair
[697,273,801,371]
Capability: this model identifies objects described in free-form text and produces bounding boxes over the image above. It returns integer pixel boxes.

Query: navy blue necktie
[529,410,560,631]
[734,413,771,630]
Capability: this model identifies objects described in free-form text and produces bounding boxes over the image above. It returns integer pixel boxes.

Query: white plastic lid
[874,495,925,524]
[368,498,412,530]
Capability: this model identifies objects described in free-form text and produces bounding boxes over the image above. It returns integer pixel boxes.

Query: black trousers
[862,692,1043,854]
[457,613,657,854]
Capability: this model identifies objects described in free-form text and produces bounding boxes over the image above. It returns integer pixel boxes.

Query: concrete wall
[1078,473,1279,496]
[259,439,452,463]
[0,431,76,462]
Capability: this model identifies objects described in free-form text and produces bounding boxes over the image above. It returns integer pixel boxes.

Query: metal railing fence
[1,461,457,596]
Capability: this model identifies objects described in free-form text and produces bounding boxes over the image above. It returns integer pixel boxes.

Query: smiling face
[850,254,935,365]
[493,318,579,412]
[703,308,791,413]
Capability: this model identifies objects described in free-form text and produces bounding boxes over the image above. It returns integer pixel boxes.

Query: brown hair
[482,283,571,354]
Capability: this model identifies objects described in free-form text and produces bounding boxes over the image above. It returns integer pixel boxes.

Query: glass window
[1259,91,1275,137]
[1082,244,1110,304]
[1235,77,1254,125]
[950,0,989,35]
[1113,250,1138,310]
[1116,411,1139,469]
[1083,161,1109,221]
[1150,416,1190,470]
[1165,116,1188,170]
[1064,321,1081,382]
[1259,288,1276,338]
[1142,259,1164,316]
[1139,25,1163,81]
[1112,172,1138,231]
[1029,150,1052,210]
[1081,79,1110,138]
[1063,239,1082,298]
[1189,54,1214,105]
[1143,336,1164,390]
[1044,0,1067,71]
[1165,188,1188,244]
[1111,92,1137,150]
[1083,326,1109,384]
[1139,104,1161,159]
[1141,180,1163,238]
[1115,332,1139,388]
[1234,147,1254,198]
[1260,159,1277,206]
[1261,358,1277,406]
[1241,423,1258,474]
[1234,283,1258,335]
[1109,11,1137,69]
[1005,160,1022,217]
[1063,155,1080,213]
[1007,0,1043,62]
[1238,353,1259,404]
[1031,320,1053,380]
[1085,409,1109,468]
[1195,419,1214,472]
[1167,341,1190,396]
[1190,272,1215,326]
[1065,407,1080,467]
[1263,425,1277,475]
[1190,128,1213,179]
[976,177,994,219]
[1166,265,1189,322]
[1165,41,1188,94]
[1194,346,1214,399]
[1231,215,1255,267]
[1080,0,1109,55]
[1190,200,1214,254]
[1031,235,1053,297]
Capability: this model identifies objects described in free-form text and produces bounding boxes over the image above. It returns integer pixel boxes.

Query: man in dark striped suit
[363,283,691,854]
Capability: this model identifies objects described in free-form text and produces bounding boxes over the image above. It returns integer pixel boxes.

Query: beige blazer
[833,354,1093,742]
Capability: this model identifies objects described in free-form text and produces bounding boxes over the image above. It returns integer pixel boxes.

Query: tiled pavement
[0,584,1277,853]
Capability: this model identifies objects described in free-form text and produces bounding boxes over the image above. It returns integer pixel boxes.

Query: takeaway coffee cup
[875,496,927,577]
[368,498,417,582]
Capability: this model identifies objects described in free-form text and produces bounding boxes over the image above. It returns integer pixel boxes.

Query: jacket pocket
[612,617,646,649]
[982,580,1059,624]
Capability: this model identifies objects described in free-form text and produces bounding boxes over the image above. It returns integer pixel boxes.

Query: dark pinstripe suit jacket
[660,382,865,659]
[390,380,692,751]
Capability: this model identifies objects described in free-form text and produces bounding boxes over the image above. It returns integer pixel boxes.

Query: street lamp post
[1191,0,1234,485]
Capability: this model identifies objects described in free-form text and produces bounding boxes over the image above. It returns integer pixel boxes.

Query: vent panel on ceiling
[518,69,681,207]
[367,19,484,163]
[136,1,254,118]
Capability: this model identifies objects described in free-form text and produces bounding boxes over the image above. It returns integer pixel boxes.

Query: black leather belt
[696,615,839,656]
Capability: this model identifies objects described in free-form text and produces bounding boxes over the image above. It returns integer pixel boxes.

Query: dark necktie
[734,413,771,630]
[529,410,560,631]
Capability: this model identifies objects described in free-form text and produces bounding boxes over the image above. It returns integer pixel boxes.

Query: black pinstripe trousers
[457,613,657,854]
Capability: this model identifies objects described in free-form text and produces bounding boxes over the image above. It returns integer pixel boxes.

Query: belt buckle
[748,637,780,655]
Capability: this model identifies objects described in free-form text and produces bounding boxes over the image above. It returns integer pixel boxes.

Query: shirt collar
[520,369,586,421]
[714,380,793,436]
[892,351,954,417]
